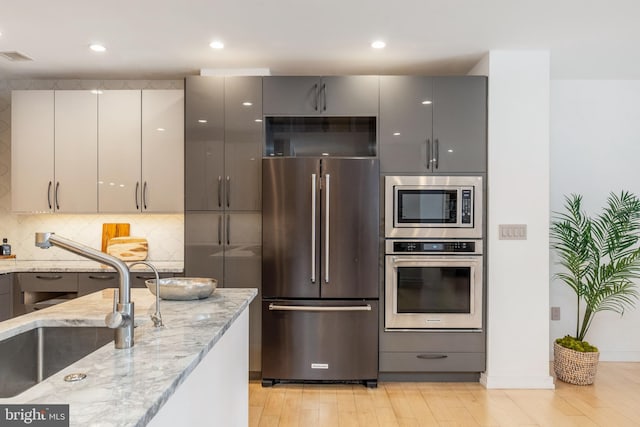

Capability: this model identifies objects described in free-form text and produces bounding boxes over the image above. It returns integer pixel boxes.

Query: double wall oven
[384,176,484,330]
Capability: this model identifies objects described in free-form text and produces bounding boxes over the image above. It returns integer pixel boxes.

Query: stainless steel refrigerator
[261,157,379,387]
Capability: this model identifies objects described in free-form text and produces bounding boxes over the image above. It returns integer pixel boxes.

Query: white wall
[550,80,640,361]
[480,51,554,389]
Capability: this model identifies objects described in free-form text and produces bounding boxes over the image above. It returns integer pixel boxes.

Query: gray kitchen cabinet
[0,274,12,321]
[379,328,485,374]
[77,272,119,296]
[379,76,487,173]
[263,76,379,116]
[185,76,261,211]
[185,75,263,374]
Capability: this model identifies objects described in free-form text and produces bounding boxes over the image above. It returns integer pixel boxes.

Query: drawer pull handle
[416,354,448,360]
[88,275,114,280]
[35,275,63,280]
[135,275,155,280]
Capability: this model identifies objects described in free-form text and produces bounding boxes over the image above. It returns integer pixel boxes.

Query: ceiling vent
[0,51,33,62]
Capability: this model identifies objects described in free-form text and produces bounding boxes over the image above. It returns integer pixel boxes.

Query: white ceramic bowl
[145,277,217,300]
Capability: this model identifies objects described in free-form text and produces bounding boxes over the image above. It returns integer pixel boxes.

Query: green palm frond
[551,191,640,341]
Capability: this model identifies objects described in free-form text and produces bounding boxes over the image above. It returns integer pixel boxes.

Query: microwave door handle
[325,174,330,284]
[311,173,317,283]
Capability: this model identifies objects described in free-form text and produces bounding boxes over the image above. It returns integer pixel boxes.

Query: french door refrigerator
[262,157,379,387]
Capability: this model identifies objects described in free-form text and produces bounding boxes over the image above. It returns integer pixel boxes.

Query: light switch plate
[551,306,561,321]
[499,224,527,240]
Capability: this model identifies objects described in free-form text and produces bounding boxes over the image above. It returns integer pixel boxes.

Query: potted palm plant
[550,191,640,385]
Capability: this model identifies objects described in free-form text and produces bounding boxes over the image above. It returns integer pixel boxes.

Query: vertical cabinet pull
[313,83,319,111]
[321,83,327,111]
[55,182,60,210]
[434,139,439,169]
[217,215,222,246]
[143,181,148,210]
[226,176,230,208]
[311,173,317,283]
[426,139,432,169]
[47,181,53,209]
[226,214,230,245]
[217,176,222,208]
[135,182,140,210]
[325,174,330,284]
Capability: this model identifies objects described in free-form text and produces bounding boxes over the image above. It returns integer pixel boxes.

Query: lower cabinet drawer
[18,273,78,292]
[78,273,120,296]
[379,351,485,373]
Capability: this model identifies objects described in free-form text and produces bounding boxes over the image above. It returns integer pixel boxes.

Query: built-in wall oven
[385,175,483,239]
[385,239,483,329]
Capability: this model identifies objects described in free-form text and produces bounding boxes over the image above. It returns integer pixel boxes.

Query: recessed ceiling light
[254,119,263,123]
[156,127,166,132]
[209,40,224,49]
[242,101,253,106]
[393,132,401,136]
[371,40,386,49]
[89,44,106,52]
[448,149,453,153]
[198,119,208,123]
[421,100,432,105]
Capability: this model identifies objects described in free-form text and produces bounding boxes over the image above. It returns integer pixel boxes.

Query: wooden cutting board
[106,237,148,261]
[101,223,130,252]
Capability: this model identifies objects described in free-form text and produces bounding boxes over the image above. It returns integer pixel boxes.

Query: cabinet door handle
[426,139,432,169]
[416,354,448,360]
[143,181,148,210]
[47,181,53,209]
[269,304,371,312]
[313,83,319,111]
[226,214,230,245]
[55,182,60,210]
[434,138,439,170]
[134,275,156,280]
[135,182,140,210]
[226,176,230,208]
[217,176,222,208]
[321,83,327,112]
[88,275,115,280]
[218,215,222,246]
[35,275,63,281]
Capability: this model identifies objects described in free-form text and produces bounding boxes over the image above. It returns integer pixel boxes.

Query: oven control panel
[388,240,482,255]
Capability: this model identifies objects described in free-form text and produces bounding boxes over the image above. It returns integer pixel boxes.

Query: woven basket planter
[553,341,600,385]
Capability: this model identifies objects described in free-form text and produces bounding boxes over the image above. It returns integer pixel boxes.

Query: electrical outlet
[551,306,561,321]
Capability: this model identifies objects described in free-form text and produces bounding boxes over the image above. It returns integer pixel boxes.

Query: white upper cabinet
[141,90,184,212]
[54,90,98,212]
[12,90,97,213]
[98,90,142,213]
[11,90,55,212]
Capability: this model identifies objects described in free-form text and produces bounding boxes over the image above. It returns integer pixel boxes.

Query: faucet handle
[105,288,130,329]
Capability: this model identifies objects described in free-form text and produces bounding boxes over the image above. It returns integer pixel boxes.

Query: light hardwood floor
[249,362,640,426]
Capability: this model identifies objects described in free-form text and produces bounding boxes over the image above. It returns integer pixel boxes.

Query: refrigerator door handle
[268,304,372,312]
[324,174,330,284]
[311,173,317,283]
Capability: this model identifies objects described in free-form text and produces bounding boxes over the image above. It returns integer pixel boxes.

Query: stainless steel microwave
[384,175,483,239]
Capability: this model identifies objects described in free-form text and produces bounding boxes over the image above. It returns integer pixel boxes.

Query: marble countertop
[0,260,184,274]
[0,287,257,426]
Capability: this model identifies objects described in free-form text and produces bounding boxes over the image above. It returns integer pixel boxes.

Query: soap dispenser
[1,238,11,256]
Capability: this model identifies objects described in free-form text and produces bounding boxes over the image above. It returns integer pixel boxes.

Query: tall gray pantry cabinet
[184,76,263,373]
[379,76,487,173]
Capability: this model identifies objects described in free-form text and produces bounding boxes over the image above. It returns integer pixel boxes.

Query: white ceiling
[1,0,640,80]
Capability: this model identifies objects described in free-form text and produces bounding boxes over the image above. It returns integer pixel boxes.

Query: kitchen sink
[0,326,113,398]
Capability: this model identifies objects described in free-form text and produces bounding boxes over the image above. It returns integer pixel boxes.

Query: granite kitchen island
[0,287,257,426]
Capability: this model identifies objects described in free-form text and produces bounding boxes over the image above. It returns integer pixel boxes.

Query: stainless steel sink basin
[0,326,113,398]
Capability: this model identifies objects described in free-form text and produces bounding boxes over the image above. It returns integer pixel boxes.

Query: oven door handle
[390,256,481,264]
[269,304,371,312]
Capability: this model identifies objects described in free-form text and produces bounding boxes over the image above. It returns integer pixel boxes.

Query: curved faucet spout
[35,232,135,349]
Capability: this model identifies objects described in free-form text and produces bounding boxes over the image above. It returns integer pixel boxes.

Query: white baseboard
[480,372,555,389]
